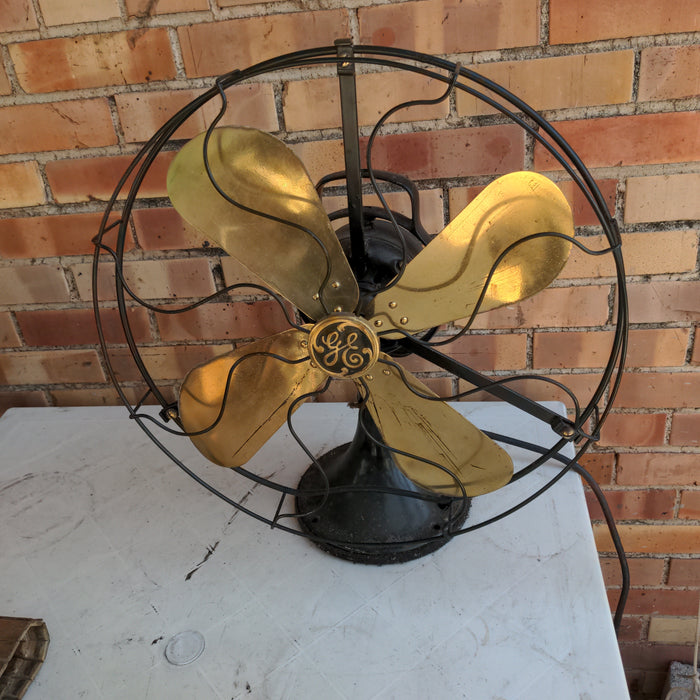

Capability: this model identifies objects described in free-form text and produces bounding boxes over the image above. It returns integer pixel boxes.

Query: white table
[0,402,629,699]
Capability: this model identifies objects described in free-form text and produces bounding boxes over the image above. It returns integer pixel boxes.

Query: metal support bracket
[335,39,366,268]
[401,336,582,440]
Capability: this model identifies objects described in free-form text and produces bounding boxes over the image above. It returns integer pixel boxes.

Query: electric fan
[93,42,628,565]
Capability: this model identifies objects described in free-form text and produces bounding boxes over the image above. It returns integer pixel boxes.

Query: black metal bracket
[335,39,366,269]
[401,336,581,440]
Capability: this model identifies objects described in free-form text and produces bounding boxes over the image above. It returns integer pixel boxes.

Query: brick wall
[0,0,697,696]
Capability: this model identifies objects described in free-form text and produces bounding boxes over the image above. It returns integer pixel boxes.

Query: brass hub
[308,314,380,378]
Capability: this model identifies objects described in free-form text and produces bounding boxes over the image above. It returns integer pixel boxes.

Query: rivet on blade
[334,306,343,312]
[383,369,391,375]
[312,293,320,300]
[400,317,408,325]
[365,374,373,380]
[331,281,340,288]
[388,301,397,309]
[374,320,383,327]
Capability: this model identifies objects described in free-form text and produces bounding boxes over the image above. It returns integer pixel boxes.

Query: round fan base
[295,411,470,565]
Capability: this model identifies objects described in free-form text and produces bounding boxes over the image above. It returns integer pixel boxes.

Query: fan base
[295,411,470,565]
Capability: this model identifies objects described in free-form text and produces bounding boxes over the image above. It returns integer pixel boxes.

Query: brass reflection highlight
[362,360,514,497]
[179,329,326,467]
[167,127,359,320]
[368,171,574,333]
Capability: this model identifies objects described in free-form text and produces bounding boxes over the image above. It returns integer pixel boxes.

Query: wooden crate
[0,618,49,699]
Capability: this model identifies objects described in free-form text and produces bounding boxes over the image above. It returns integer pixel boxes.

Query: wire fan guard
[93,44,628,563]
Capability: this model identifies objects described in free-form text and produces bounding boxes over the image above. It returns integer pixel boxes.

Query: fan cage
[92,44,629,553]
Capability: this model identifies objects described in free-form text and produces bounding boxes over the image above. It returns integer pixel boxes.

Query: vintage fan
[94,42,627,565]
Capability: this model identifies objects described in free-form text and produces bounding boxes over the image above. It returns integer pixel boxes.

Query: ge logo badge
[308,314,380,378]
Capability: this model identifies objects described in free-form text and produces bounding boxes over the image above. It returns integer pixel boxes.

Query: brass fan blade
[167,127,359,320]
[359,358,513,497]
[367,172,574,333]
[179,329,326,467]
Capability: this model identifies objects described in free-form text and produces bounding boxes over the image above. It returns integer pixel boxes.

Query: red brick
[616,372,700,409]
[290,126,523,188]
[621,589,700,616]
[535,113,700,170]
[0,0,38,31]
[670,413,700,447]
[157,300,291,342]
[679,491,700,519]
[562,230,698,279]
[627,281,700,325]
[457,52,634,115]
[126,0,208,14]
[0,391,48,416]
[288,139,345,185]
[0,212,127,258]
[178,11,349,78]
[359,0,539,54]
[0,349,104,384]
[108,344,232,382]
[46,151,175,204]
[0,265,70,305]
[0,162,45,209]
[617,452,699,486]
[0,63,11,95]
[639,46,700,102]
[550,0,700,44]
[616,615,645,642]
[400,333,527,374]
[131,208,208,251]
[283,71,450,132]
[469,285,610,330]
[621,643,694,674]
[586,488,674,520]
[0,99,117,156]
[597,413,667,448]
[599,556,665,587]
[633,669,673,698]
[579,452,615,484]
[72,258,215,302]
[625,174,700,224]
[534,330,612,369]
[50,386,171,407]
[595,523,700,555]
[420,377,454,397]
[667,558,700,586]
[115,84,278,143]
[0,314,20,348]
[217,0,285,5]
[10,29,176,93]
[16,307,151,346]
[647,616,699,644]
[37,0,119,25]
[364,125,524,180]
[534,328,689,369]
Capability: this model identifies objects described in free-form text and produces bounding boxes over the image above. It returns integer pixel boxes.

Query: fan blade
[179,328,326,467]
[359,358,513,496]
[167,127,359,320]
[367,172,574,333]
